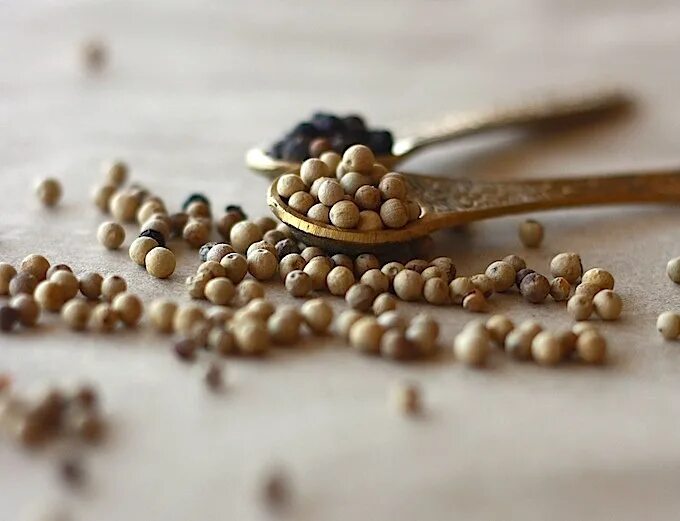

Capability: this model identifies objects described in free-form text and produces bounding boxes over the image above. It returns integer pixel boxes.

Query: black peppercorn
[275,238,300,260]
[282,136,311,161]
[0,305,19,332]
[520,272,551,303]
[225,205,247,221]
[199,242,217,262]
[515,268,536,288]
[174,338,197,362]
[311,112,343,135]
[139,229,166,248]
[291,121,316,138]
[269,140,285,159]
[181,193,210,211]
[343,115,367,134]
[368,130,394,155]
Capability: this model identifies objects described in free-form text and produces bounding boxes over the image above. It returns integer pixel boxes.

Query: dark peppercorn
[275,239,300,260]
[343,115,367,133]
[174,338,197,362]
[262,468,291,512]
[291,121,316,138]
[76,413,106,444]
[368,130,394,155]
[269,140,285,159]
[282,136,311,162]
[205,362,223,391]
[520,272,551,303]
[182,193,210,211]
[225,205,247,221]
[309,137,332,158]
[515,268,536,288]
[169,212,189,237]
[139,229,166,248]
[0,305,19,332]
[74,385,98,411]
[59,457,86,488]
[311,113,343,135]
[199,242,217,262]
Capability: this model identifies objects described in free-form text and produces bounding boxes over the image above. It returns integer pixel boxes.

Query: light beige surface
[2,1,680,520]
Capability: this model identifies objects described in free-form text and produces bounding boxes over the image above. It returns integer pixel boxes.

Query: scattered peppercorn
[519,272,550,303]
[35,177,62,207]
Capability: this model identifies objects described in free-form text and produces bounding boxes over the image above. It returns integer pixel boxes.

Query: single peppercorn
[567,294,593,321]
[101,275,127,301]
[462,289,487,313]
[349,316,384,354]
[453,330,489,367]
[501,254,526,273]
[531,332,563,366]
[576,330,607,364]
[35,177,62,206]
[112,292,143,327]
[393,269,423,302]
[326,266,355,296]
[9,271,38,297]
[449,276,474,305]
[10,294,40,327]
[486,314,514,346]
[89,303,118,333]
[593,290,622,320]
[34,281,65,312]
[79,272,103,300]
[20,254,50,281]
[550,252,583,284]
[301,298,333,334]
[285,270,312,298]
[0,305,20,332]
[515,267,535,288]
[519,272,550,303]
[581,268,615,291]
[62,299,92,331]
[0,263,17,295]
[389,381,421,415]
[518,219,543,248]
[657,312,680,340]
[485,261,516,293]
[345,283,376,311]
[149,299,177,333]
[549,277,571,301]
[145,247,176,279]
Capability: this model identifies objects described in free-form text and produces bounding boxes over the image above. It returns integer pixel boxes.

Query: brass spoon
[268,167,680,255]
[248,89,631,178]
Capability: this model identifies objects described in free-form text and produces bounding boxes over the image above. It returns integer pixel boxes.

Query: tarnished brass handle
[392,89,630,157]
[409,169,680,227]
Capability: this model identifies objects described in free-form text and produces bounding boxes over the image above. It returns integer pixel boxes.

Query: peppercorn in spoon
[248,89,631,178]
[268,167,680,255]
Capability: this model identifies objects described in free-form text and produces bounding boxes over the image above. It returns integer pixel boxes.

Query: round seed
[285,270,312,298]
[92,183,116,212]
[360,269,389,294]
[109,191,139,222]
[96,221,125,250]
[0,263,17,296]
[50,270,79,301]
[377,310,408,332]
[356,210,383,231]
[515,268,535,288]
[470,274,494,298]
[10,295,40,327]
[592,289,622,320]
[519,272,550,303]
[317,179,344,206]
[34,281,65,312]
[345,283,376,311]
[300,246,325,262]
[102,160,128,186]
[379,199,408,228]
[429,257,456,282]
[389,381,421,415]
[581,268,615,291]
[518,219,543,248]
[667,257,680,284]
[549,277,571,301]
[320,151,342,173]
[326,266,355,296]
[393,269,423,302]
[576,330,607,364]
[342,145,375,174]
[378,175,407,201]
[372,293,397,315]
[329,200,360,229]
[182,220,210,248]
[234,280,265,307]
[550,252,583,283]
[349,316,384,354]
[220,253,248,283]
[307,203,330,224]
[230,221,263,254]
[449,276,474,305]
[505,329,533,360]
[145,247,176,278]
[279,253,306,283]
[531,332,562,366]
[277,174,306,199]
[128,236,158,266]
[9,272,38,297]
[462,290,487,313]
[453,331,489,367]
[35,178,62,206]
[300,158,330,187]
[301,298,333,334]
[355,185,381,211]
[354,254,380,278]
[173,305,206,336]
[423,277,449,305]
[657,312,680,340]
[486,314,514,345]
[340,172,371,196]
[381,262,404,287]
[89,303,118,332]
[485,261,516,293]
[62,300,92,331]
[335,309,364,339]
[268,307,302,345]
[288,191,315,215]
[501,254,526,273]
[381,330,418,361]
[101,275,127,302]
[149,299,177,333]
[111,292,143,327]
[567,294,593,321]
[205,277,235,306]
[20,254,50,281]
[247,249,278,281]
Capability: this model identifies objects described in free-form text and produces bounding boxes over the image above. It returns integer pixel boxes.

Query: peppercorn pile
[276,145,420,230]
[268,112,394,162]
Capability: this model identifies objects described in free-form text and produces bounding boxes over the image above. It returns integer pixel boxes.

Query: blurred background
[3,1,680,520]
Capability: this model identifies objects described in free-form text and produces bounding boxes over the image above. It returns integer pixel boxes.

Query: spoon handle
[392,89,631,157]
[415,168,680,227]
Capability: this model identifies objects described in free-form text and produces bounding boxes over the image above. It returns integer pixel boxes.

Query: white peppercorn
[92,183,116,212]
[381,330,418,361]
[505,329,533,360]
[518,219,543,248]
[666,257,680,284]
[230,221,263,254]
[35,177,62,206]
[462,289,487,313]
[277,174,307,199]
[300,158,330,186]
[301,298,333,334]
[345,283,376,311]
[360,269,389,294]
[356,210,383,231]
[234,318,269,355]
[502,254,526,273]
[317,179,344,206]
[10,294,40,327]
[404,259,428,274]
[149,299,177,333]
[34,281,65,312]
[462,319,490,339]
[109,191,139,222]
[326,266,355,296]
[45,263,72,279]
[307,203,331,224]
[20,254,50,281]
[550,252,583,283]
[208,328,235,356]
[300,246,325,262]
[342,145,375,174]
[354,185,381,211]
[50,270,79,301]
[287,191,315,215]
[381,262,404,287]
[268,307,302,345]
[574,283,601,300]
[182,220,210,248]
[206,243,235,263]
[129,236,158,266]
[309,177,326,200]
[406,317,439,355]
[8,272,37,297]
[285,270,312,297]
[320,151,342,174]
[204,277,235,306]
[173,305,206,336]
[593,289,622,320]
[581,268,615,291]
[423,277,449,305]
[370,163,388,183]
[244,299,275,321]
[378,175,407,201]
[453,331,489,367]
[379,199,408,229]
[576,330,606,364]
[329,200,360,229]
[136,199,166,224]
[221,253,248,283]
[97,221,125,250]
[61,299,91,331]
[549,277,571,301]
[470,274,494,298]
[405,200,420,222]
[255,217,277,234]
[263,229,286,246]
[486,314,514,345]
[449,276,475,305]
[429,257,456,282]
[519,272,550,303]
[485,261,515,293]
[102,160,128,186]
[556,329,578,358]
[393,269,423,302]
[101,275,127,302]
[340,172,371,196]
[79,272,103,300]
[567,294,593,321]
[377,310,408,332]
[420,266,443,281]
[247,249,278,281]
[112,292,143,327]
[0,263,17,296]
[657,312,680,340]
[141,217,170,241]
[335,309,363,339]
[531,332,562,366]
[89,303,118,333]
[572,321,597,337]
[518,320,543,339]
[280,253,307,283]
[145,247,176,278]
[372,292,397,315]
[389,381,421,415]
[234,279,265,307]
[349,316,384,354]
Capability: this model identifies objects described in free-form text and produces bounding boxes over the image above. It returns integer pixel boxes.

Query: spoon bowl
[251,89,631,178]
[268,167,680,255]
